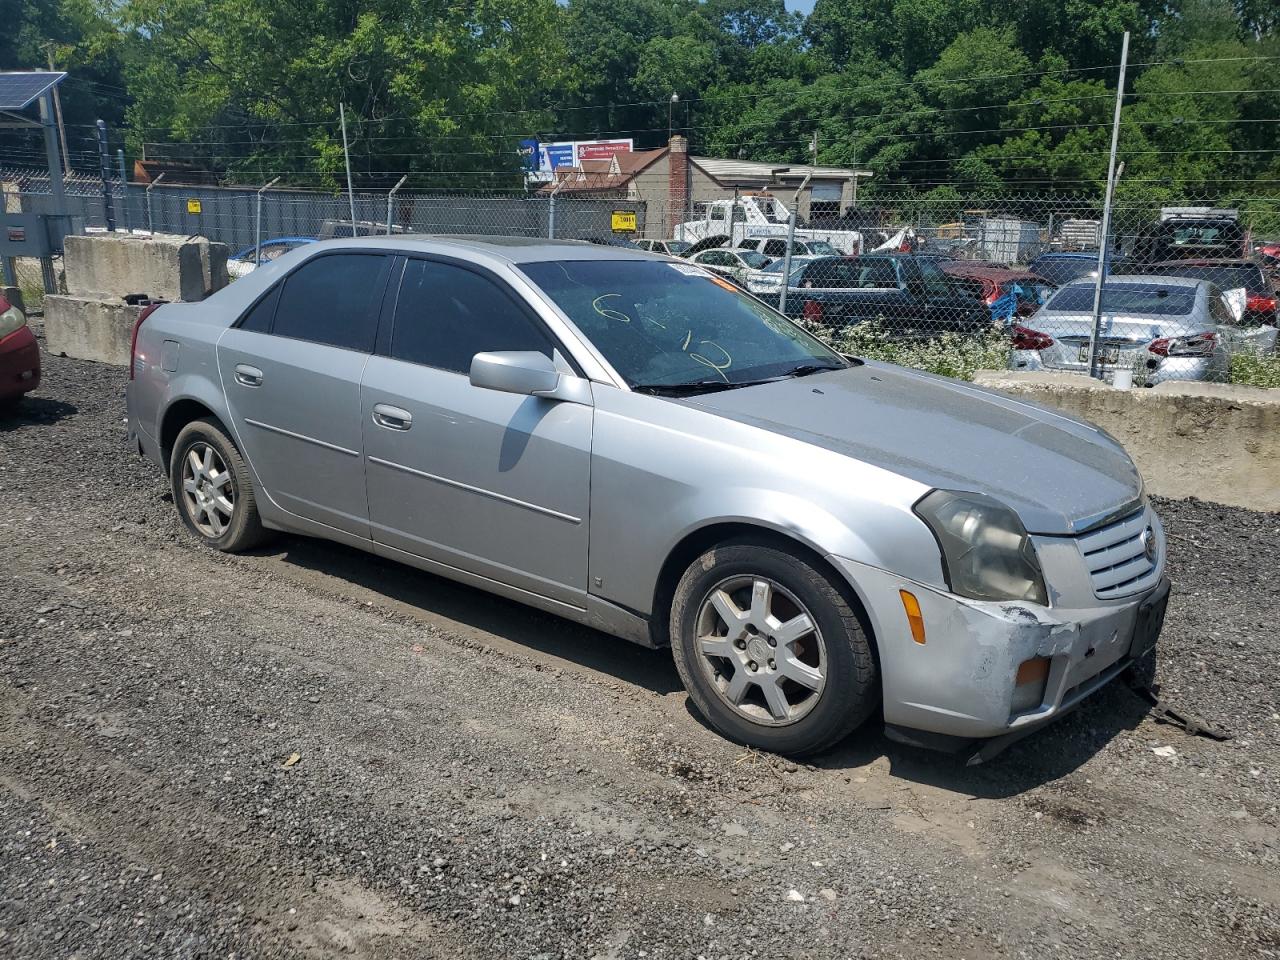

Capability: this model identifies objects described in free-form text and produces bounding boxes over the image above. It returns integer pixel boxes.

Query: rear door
[360,257,593,606]
[216,251,391,537]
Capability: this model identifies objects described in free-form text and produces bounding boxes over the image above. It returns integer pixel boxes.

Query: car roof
[1033,251,1097,260]
[1064,274,1203,289]
[296,233,664,264]
[1142,258,1259,268]
[940,263,1048,282]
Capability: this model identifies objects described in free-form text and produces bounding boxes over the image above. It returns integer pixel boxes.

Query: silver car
[126,237,1169,760]
[1009,275,1231,384]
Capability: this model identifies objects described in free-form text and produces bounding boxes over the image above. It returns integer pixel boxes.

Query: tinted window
[391,259,555,374]
[272,254,386,350]
[698,251,732,266]
[739,251,771,269]
[1139,263,1264,292]
[238,284,281,333]
[1047,282,1196,316]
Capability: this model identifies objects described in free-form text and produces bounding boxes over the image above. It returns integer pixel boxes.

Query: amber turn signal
[899,590,926,645]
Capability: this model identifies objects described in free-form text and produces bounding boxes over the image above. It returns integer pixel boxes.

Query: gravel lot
[2,340,1278,959]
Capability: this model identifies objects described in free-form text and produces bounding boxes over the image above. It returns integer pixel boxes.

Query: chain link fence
[4,163,1278,386]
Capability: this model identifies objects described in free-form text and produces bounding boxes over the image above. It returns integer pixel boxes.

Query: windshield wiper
[783,362,850,377]
[632,379,743,395]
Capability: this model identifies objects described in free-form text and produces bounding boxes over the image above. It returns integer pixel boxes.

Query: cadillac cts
[126,237,1169,760]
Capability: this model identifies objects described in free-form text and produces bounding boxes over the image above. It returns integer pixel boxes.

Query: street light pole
[668,93,679,141]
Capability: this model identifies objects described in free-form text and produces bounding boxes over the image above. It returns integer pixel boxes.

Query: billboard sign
[524,139,635,178]
[577,140,632,163]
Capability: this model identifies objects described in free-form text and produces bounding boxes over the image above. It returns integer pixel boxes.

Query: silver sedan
[126,237,1169,760]
[1008,275,1232,384]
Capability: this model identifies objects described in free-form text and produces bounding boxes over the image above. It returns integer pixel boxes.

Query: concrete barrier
[62,234,229,302]
[42,296,142,366]
[974,370,1280,512]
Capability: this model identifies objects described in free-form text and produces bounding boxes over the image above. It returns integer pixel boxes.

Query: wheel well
[648,522,878,656]
[159,399,221,473]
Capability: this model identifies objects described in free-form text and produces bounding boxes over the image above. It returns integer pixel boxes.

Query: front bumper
[0,325,41,400]
[829,553,1169,745]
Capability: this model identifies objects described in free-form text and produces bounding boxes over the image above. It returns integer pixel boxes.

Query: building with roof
[538,135,872,238]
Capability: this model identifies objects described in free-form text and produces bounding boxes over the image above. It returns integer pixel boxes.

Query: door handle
[372,403,413,431]
[234,364,264,387]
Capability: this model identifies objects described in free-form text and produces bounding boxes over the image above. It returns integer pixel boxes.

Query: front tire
[669,541,877,756]
[169,417,268,552]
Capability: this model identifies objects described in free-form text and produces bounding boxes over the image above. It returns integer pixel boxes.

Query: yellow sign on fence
[186,199,203,215]
[611,210,637,232]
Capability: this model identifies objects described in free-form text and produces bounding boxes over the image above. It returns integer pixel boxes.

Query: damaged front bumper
[829,553,1170,762]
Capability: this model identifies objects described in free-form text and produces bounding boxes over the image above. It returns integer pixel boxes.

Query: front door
[216,251,391,537]
[361,257,593,606]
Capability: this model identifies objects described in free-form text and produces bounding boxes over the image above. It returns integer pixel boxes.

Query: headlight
[915,490,1047,605]
[0,304,25,339]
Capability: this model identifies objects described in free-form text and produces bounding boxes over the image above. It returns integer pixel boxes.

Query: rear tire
[170,417,269,552]
[669,540,877,756]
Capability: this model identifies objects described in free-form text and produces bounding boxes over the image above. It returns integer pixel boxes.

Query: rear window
[1138,263,1265,292]
[1047,282,1196,316]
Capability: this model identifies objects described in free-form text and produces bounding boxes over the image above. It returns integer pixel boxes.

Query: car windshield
[808,241,838,256]
[760,258,811,282]
[664,240,691,255]
[521,260,846,389]
[1047,282,1196,316]
[738,251,771,268]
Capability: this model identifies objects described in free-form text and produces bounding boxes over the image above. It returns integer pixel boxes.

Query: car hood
[679,362,1142,535]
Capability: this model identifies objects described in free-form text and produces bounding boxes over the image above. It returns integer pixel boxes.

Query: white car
[689,248,773,286]
[743,256,822,297]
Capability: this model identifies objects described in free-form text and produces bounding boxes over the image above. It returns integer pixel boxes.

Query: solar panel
[0,72,68,110]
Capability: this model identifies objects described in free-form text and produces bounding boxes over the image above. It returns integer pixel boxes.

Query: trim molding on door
[243,418,360,457]
[366,455,582,525]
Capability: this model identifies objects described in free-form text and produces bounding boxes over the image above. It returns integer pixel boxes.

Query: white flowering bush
[1229,347,1280,388]
[822,323,1012,382]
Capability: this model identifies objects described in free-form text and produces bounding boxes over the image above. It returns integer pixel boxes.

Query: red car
[939,262,1056,322]
[0,292,40,406]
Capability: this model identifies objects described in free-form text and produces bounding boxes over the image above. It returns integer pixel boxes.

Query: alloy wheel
[180,442,235,538]
[694,575,826,726]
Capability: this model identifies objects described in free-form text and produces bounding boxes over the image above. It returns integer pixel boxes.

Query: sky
[784,0,816,13]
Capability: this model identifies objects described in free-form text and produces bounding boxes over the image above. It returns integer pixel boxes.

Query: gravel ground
[1,340,1278,960]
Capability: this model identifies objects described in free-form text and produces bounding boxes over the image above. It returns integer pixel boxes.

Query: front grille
[1076,509,1160,600]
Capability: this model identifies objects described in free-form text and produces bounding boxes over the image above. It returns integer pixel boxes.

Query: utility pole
[1085,30,1130,381]
[95,120,115,231]
[339,103,357,230]
[44,45,72,177]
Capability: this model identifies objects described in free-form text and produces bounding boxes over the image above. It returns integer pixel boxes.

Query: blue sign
[517,139,539,173]
[545,143,575,170]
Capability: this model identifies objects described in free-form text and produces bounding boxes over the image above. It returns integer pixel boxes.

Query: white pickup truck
[674,196,862,255]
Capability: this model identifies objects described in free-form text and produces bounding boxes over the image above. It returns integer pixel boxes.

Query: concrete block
[974,369,1280,512]
[63,234,229,302]
[43,295,142,366]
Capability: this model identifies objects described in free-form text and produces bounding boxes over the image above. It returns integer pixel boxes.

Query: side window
[763,240,783,257]
[391,259,556,375]
[272,254,386,351]
[238,284,281,333]
[857,259,899,289]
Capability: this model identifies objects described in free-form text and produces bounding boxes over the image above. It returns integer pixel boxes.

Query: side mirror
[469,351,591,405]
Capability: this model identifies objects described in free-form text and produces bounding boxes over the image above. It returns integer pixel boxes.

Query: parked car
[770,254,990,336]
[1129,208,1247,262]
[689,247,773,286]
[939,263,1056,323]
[228,237,317,278]
[633,239,692,257]
[1026,251,1100,287]
[1010,276,1232,384]
[742,256,822,298]
[737,237,840,259]
[0,291,40,408]
[126,236,1168,761]
[1128,259,1277,327]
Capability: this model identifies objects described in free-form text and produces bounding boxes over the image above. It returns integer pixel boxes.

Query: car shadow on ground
[259,533,1156,796]
[0,396,77,431]
[808,682,1154,798]
[257,534,686,696]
